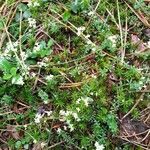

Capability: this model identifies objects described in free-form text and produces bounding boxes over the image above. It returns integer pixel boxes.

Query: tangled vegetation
[0,0,150,149]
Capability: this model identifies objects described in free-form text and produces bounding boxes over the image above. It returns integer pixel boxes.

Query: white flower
[28,18,36,29]
[41,142,47,148]
[45,74,54,81]
[68,123,74,132]
[91,74,97,79]
[57,128,62,133]
[12,76,24,85]
[33,1,40,7]
[13,41,19,47]
[45,111,53,116]
[88,11,94,16]
[108,35,118,47]
[76,107,80,112]
[31,72,36,77]
[77,26,85,36]
[34,113,44,123]
[44,100,49,104]
[37,61,47,67]
[27,1,40,7]
[20,51,28,61]
[72,112,80,121]
[33,42,41,52]
[59,110,66,116]
[95,142,104,150]
[92,47,96,52]
[24,125,27,130]
[33,139,37,144]
[76,98,82,104]
[82,96,93,107]
[63,125,67,130]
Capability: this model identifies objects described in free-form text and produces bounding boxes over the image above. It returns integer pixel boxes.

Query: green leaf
[47,40,53,48]
[12,75,24,85]
[23,10,31,19]
[38,89,49,103]
[0,57,13,73]
[63,11,71,21]
[10,67,17,76]
[17,3,27,12]
[3,74,12,80]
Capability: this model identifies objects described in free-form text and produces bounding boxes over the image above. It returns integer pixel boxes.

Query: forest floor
[0,0,150,149]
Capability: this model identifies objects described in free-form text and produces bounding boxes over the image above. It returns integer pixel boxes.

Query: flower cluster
[34,110,53,123]
[77,26,86,36]
[95,142,105,150]
[37,61,48,67]
[45,74,54,81]
[76,96,94,107]
[3,41,19,56]
[33,42,40,52]
[28,1,40,7]
[108,35,118,47]
[12,75,24,85]
[59,109,81,131]
[28,18,36,29]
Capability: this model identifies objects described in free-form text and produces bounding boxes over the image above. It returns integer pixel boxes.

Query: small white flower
[41,142,47,148]
[82,96,93,107]
[20,51,28,60]
[92,47,96,52]
[76,98,81,104]
[12,76,24,85]
[91,74,97,79]
[27,1,40,7]
[45,74,54,81]
[88,11,94,16]
[24,125,27,130]
[95,142,104,150]
[33,139,37,144]
[33,1,40,7]
[59,110,66,116]
[37,61,47,67]
[33,42,40,52]
[57,128,62,133]
[13,41,19,47]
[44,100,49,104]
[68,123,74,132]
[72,112,79,120]
[34,113,44,123]
[43,57,49,62]
[45,111,53,116]
[77,26,85,36]
[108,35,118,48]
[28,18,36,29]
[63,125,67,130]
[31,72,36,77]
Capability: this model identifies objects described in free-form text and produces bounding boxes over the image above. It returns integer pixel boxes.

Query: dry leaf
[32,143,42,150]
[7,125,20,140]
[131,34,146,52]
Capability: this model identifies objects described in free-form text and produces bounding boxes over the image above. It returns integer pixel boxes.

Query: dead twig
[123,0,150,28]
